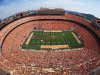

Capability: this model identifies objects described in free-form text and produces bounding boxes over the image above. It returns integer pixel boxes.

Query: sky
[0,0,100,19]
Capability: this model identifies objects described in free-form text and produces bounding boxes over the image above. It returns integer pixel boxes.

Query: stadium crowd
[0,13,100,75]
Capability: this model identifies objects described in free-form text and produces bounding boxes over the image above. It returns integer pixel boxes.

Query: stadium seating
[0,11,100,75]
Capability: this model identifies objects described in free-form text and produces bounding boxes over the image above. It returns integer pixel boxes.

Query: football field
[22,30,84,50]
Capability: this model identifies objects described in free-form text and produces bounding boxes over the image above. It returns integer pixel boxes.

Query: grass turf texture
[22,30,84,50]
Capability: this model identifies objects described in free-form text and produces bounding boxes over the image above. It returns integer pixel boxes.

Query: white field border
[25,33,34,45]
[72,32,81,44]
[44,30,62,32]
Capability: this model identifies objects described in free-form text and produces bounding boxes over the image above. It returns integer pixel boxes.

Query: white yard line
[72,32,81,44]
[44,30,62,32]
[25,33,34,45]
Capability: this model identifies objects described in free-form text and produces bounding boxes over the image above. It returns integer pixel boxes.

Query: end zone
[41,45,69,49]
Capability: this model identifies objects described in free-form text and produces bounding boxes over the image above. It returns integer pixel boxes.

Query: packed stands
[0,9,100,75]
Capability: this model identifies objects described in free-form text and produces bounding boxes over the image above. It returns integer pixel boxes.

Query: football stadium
[0,8,100,75]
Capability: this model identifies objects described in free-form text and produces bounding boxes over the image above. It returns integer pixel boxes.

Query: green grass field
[22,30,84,50]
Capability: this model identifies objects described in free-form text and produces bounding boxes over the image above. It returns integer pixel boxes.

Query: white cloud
[41,0,84,6]
[0,0,100,19]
